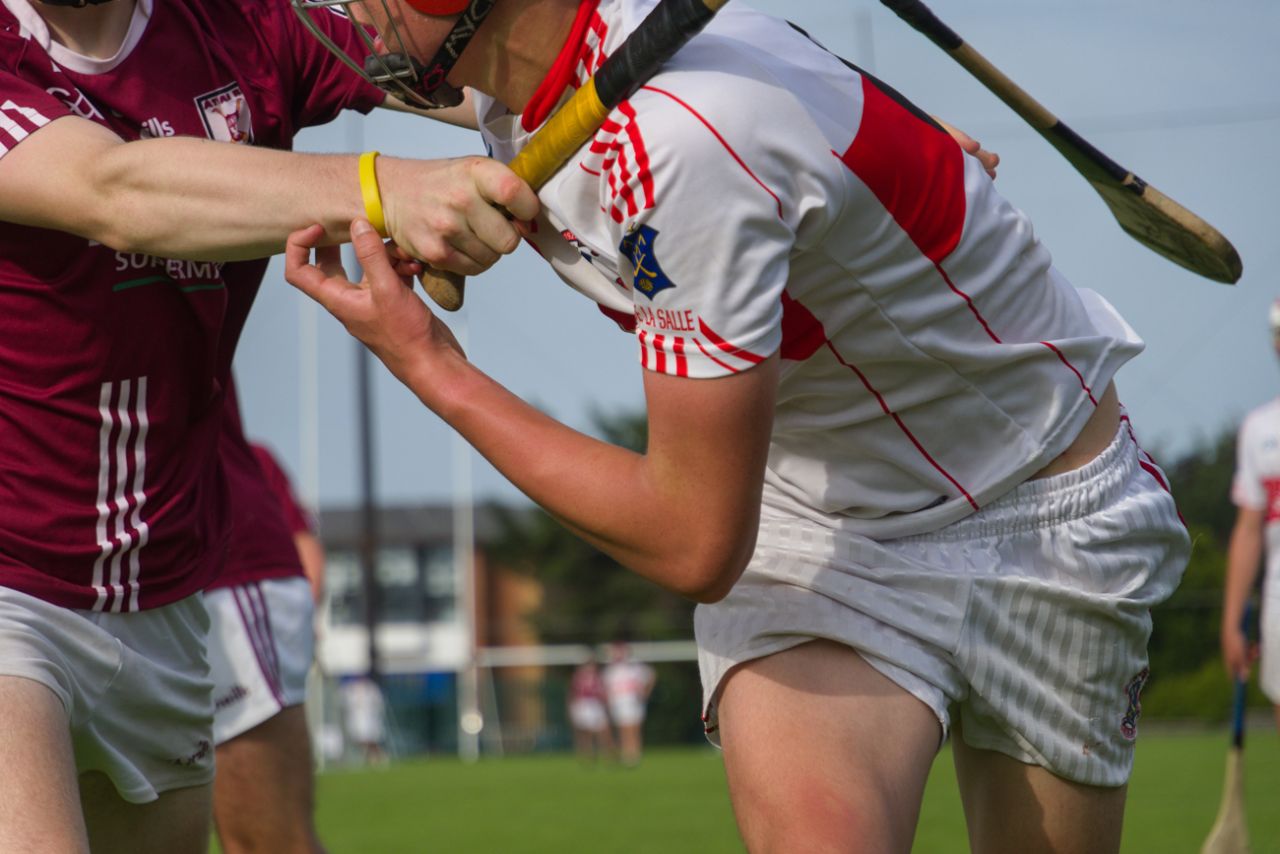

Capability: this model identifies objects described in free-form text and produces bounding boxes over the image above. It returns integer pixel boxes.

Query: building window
[422,546,456,623]
[326,550,364,627]
[377,547,425,623]
[324,544,460,627]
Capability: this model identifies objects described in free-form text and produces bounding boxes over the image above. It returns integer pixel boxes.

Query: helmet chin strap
[383,0,495,108]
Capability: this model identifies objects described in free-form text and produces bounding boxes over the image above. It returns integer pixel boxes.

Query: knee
[734,786,909,854]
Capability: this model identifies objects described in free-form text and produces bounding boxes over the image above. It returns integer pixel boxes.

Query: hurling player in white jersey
[287,1,1190,851]
[0,0,538,851]
[1221,299,1280,734]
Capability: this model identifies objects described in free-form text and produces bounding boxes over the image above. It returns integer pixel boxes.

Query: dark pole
[355,277,382,685]
[344,113,381,686]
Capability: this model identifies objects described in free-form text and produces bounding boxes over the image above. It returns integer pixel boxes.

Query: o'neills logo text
[194,82,253,144]
[215,684,249,711]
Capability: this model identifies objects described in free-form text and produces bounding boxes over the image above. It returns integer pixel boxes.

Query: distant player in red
[207,386,329,853]
[289,2,1189,851]
[0,0,535,849]
[1222,299,1280,735]
[567,655,613,763]
[253,440,328,601]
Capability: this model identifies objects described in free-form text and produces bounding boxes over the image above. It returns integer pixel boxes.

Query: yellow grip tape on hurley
[509,78,613,190]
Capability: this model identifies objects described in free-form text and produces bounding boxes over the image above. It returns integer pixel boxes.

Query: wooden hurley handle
[420,268,466,312]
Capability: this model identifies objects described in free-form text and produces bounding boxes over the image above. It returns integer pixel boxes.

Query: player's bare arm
[1222,504,1265,680]
[0,113,535,274]
[286,219,775,602]
[382,90,481,129]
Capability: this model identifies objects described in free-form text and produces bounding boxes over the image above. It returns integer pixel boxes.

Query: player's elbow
[671,533,756,604]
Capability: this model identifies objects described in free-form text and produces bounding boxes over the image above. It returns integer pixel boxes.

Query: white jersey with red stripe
[474,0,1145,539]
[1233,398,1280,587]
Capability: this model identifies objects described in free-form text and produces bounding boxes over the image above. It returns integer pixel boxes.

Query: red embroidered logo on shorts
[1120,667,1150,740]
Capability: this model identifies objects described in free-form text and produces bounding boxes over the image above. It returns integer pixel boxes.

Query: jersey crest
[194,82,253,143]
[619,224,676,300]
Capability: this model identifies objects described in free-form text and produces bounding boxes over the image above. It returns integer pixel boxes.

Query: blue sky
[235,0,1280,511]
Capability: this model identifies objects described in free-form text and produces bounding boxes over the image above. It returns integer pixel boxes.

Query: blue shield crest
[619,224,677,300]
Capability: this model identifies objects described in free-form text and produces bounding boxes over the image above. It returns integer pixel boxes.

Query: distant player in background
[287,1,1188,851]
[342,675,389,766]
[567,654,614,764]
[0,0,534,849]
[251,441,328,606]
[206,385,328,854]
[1221,298,1280,734]
[603,642,655,767]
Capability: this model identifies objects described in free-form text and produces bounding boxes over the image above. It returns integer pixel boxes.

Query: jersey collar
[1,0,153,74]
[519,0,601,132]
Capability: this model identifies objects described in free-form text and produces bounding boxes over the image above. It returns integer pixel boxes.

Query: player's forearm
[382,91,479,129]
[294,532,327,604]
[86,138,366,261]
[1222,518,1263,631]
[410,353,753,602]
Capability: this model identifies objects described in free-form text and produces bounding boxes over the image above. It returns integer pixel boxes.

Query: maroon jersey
[252,443,314,538]
[0,0,381,610]
[208,384,307,592]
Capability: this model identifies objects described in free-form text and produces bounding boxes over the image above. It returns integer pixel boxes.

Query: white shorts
[608,695,647,728]
[206,577,314,745]
[0,586,214,803]
[569,698,608,732]
[696,425,1189,787]
[1260,591,1280,704]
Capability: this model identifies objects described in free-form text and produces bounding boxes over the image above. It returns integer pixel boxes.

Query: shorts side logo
[1120,666,1150,740]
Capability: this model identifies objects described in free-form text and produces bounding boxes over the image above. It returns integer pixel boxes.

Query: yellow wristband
[358,150,388,237]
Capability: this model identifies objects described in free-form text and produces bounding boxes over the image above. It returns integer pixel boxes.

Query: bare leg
[1273,704,1280,736]
[214,705,324,854]
[952,721,1127,854]
[617,723,644,766]
[572,727,591,762]
[0,676,88,854]
[597,722,616,761]
[81,772,211,854]
[717,640,941,854]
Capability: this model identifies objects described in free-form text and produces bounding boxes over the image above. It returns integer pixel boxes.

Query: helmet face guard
[291,0,495,109]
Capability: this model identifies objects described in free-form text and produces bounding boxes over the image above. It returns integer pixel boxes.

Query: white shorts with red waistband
[206,576,314,745]
[696,423,1189,787]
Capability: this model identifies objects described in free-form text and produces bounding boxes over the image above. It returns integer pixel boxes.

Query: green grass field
[293,728,1280,853]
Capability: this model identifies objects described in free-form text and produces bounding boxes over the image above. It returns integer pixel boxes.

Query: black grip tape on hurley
[879,0,963,51]
[595,0,718,109]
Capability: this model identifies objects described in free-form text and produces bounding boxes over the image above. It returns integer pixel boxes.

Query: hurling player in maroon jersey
[0,0,537,851]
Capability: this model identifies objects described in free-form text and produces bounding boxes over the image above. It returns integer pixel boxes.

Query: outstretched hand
[934,117,1000,179]
[285,219,464,387]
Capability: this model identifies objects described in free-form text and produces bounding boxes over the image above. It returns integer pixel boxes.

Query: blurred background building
[310,501,701,762]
